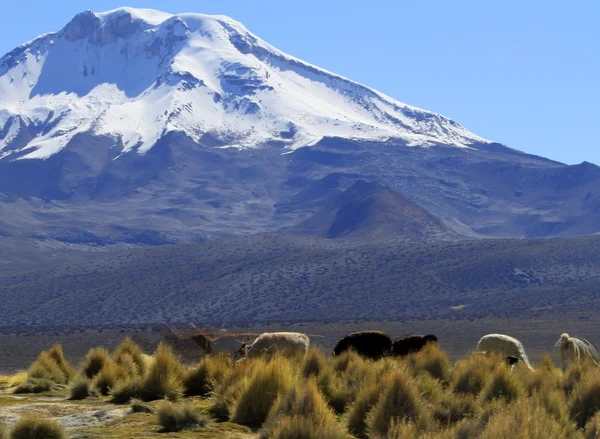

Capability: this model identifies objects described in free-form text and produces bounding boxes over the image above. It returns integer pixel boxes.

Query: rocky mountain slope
[0,8,599,249]
[1,234,600,326]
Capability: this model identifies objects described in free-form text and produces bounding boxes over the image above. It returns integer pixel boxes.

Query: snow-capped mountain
[0,8,599,249]
[0,7,486,161]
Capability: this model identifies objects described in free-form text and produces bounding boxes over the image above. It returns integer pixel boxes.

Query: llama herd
[184,329,600,371]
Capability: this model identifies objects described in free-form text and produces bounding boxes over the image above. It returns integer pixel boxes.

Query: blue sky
[1,0,598,165]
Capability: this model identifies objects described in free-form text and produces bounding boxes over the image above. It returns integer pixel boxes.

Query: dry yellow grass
[0,371,27,390]
[10,337,600,438]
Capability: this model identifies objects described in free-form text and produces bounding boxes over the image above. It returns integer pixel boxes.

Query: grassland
[3,337,600,438]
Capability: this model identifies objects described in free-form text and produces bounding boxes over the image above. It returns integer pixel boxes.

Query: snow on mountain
[0,7,488,161]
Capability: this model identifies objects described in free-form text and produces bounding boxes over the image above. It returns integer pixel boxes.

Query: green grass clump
[9,415,65,439]
[68,377,90,400]
[82,347,111,379]
[156,401,211,432]
[230,356,297,427]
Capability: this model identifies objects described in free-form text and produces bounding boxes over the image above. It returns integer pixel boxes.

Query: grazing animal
[392,334,438,357]
[190,334,244,355]
[504,356,520,367]
[333,331,392,359]
[475,334,533,370]
[238,332,310,359]
[554,333,600,370]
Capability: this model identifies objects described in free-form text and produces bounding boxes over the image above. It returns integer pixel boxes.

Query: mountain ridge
[0,7,486,161]
[0,8,599,246]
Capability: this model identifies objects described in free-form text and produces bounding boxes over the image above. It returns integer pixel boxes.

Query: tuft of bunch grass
[584,412,600,439]
[433,393,478,426]
[156,401,211,432]
[110,377,144,404]
[111,343,185,403]
[386,420,422,439]
[453,353,498,396]
[367,370,422,437]
[15,345,75,393]
[184,354,230,397]
[268,416,351,439]
[46,345,75,382]
[13,378,54,394]
[411,344,452,382]
[319,353,381,415]
[570,372,600,428]
[260,380,344,439]
[302,349,328,378]
[68,377,90,400]
[480,365,523,403]
[9,415,65,439]
[140,343,185,401]
[208,361,254,421]
[130,399,154,414]
[480,399,579,439]
[230,356,297,427]
[93,358,128,396]
[347,375,390,438]
[114,337,147,376]
[82,348,111,379]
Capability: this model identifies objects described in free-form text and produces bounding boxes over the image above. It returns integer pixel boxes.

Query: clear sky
[1,0,598,165]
